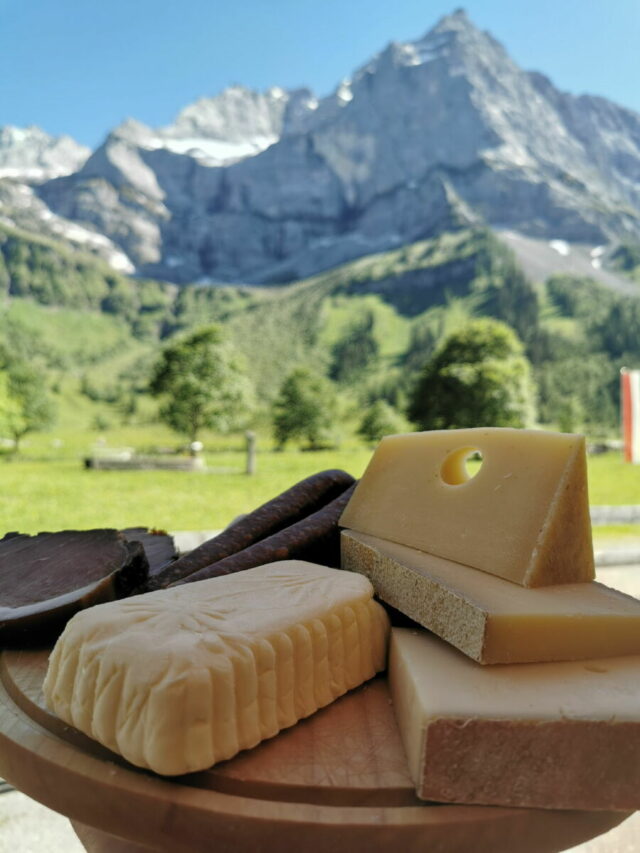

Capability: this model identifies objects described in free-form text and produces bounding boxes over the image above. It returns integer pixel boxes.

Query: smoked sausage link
[147,469,354,590]
[171,483,356,585]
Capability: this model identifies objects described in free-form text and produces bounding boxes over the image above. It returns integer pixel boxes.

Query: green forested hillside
[1,219,639,440]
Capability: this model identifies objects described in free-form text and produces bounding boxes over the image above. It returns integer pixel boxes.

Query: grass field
[1,425,639,539]
[0,424,374,534]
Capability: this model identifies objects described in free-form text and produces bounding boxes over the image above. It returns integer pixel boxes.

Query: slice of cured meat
[121,528,177,577]
[0,529,149,646]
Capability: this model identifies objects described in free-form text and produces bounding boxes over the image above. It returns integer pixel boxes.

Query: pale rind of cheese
[342,530,640,664]
[389,628,640,810]
[43,561,390,776]
[339,428,594,587]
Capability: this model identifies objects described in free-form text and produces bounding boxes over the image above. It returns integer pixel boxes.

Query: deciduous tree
[329,312,379,383]
[272,367,338,450]
[0,360,55,452]
[357,400,406,445]
[408,319,536,430]
[149,326,253,443]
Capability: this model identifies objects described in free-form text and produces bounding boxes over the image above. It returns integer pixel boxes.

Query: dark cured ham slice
[121,528,177,577]
[0,529,149,646]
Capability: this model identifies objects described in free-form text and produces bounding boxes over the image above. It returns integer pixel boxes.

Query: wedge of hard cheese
[389,628,640,810]
[43,561,390,776]
[340,428,594,587]
[342,530,640,664]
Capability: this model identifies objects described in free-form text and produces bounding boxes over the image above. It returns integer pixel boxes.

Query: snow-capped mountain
[102,86,321,168]
[4,10,640,283]
[0,126,90,181]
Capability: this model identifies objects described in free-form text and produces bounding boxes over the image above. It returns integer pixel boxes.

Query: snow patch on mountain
[144,134,278,164]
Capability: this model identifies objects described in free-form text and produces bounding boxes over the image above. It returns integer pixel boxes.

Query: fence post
[245,431,257,475]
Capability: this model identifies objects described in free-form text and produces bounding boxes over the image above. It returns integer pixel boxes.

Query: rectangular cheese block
[339,428,594,587]
[342,530,640,664]
[43,561,390,776]
[389,628,640,811]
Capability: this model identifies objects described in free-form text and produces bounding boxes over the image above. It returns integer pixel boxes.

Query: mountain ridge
[2,9,640,285]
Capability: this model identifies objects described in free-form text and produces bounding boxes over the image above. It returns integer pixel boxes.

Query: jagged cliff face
[4,10,640,283]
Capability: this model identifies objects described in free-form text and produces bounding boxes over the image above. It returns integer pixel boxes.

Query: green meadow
[0,424,371,534]
[2,424,639,542]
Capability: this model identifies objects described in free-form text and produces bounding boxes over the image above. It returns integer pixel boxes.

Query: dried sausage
[148,469,354,590]
[172,483,356,585]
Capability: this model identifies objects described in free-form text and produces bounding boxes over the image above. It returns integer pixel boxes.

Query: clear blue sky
[1,0,639,149]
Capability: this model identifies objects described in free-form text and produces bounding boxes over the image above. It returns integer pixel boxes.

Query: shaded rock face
[14,11,640,282]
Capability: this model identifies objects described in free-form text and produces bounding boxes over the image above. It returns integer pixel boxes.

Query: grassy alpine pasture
[0,424,373,535]
[1,426,639,540]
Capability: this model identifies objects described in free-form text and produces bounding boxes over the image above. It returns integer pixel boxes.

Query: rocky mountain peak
[166,85,287,143]
[354,7,501,80]
[84,85,323,168]
[108,118,157,147]
[0,125,89,181]
[163,84,323,149]
[428,7,480,36]
[6,9,640,285]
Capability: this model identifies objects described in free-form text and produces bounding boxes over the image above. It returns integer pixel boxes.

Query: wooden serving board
[0,648,630,853]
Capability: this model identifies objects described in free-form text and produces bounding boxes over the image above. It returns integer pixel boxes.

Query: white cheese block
[389,628,640,810]
[340,428,594,587]
[342,530,640,664]
[43,561,390,776]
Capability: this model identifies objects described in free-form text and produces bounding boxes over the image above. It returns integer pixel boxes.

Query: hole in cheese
[440,447,483,486]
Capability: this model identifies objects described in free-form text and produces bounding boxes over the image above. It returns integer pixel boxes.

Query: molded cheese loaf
[43,561,390,776]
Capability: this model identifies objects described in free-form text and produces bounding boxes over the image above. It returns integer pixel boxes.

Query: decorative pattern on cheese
[43,561,390,776]
[342,530,640,664]
[389,628,640,811]
[339,428,594,587]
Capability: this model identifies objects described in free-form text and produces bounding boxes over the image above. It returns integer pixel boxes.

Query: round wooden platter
[0,648,630,853]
